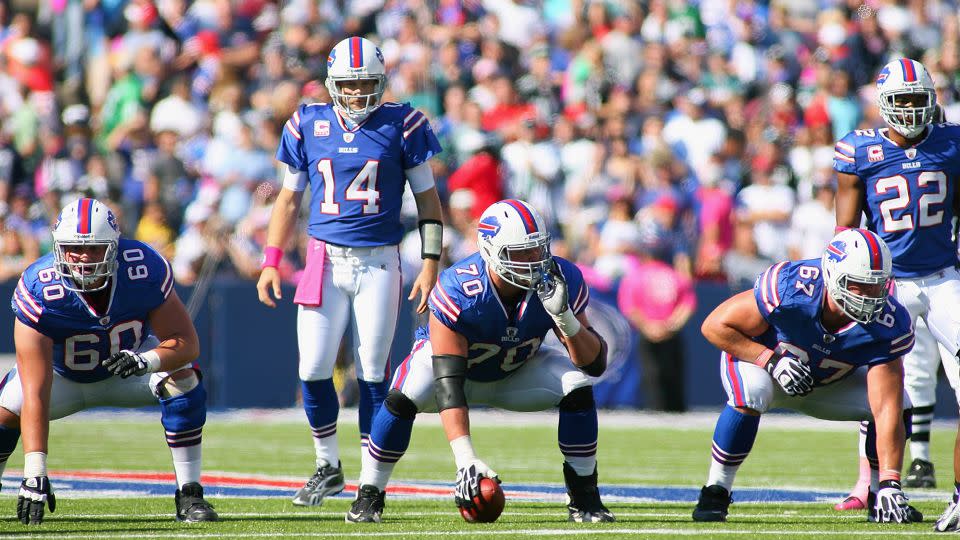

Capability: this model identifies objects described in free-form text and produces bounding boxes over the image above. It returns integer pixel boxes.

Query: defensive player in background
[3,199,216,524]
[692,229,917,523]
[345,200,614,524]
[832,58,960,530]
[256,35,444,507]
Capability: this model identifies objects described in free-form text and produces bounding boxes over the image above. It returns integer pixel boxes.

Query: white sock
[707,459,739,492]
[170,445,202,489]
[358,446,395,491]
[314,432,339,469]
[565,456,597,477]
[910,440,931,462]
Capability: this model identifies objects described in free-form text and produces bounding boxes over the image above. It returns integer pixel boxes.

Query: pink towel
[294,238,325,306]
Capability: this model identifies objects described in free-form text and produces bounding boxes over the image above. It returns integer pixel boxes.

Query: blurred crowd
[1,0,959,399]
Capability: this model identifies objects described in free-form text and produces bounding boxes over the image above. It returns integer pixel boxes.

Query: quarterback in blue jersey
[346,200,613,524]
[2,199,216,524]
[693,229,918,524]
[834,58,960,529]
[256,35,445,508]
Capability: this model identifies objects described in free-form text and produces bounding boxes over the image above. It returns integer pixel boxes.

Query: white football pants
[297,243,402,383]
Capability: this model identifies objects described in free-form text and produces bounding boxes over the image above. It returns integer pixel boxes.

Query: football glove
[935,498,960,531]
[454,462,499,510]
[101,350,151,378]
[874,480,911,523]
[535,260,581,336]
[17,476,55,525]
[765,352,813,397]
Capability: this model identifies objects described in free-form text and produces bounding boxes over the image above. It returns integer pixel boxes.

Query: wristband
[141,350,162,373]
[880,470,901,483]
[554,309,582,337]
[24,452,47,477]
[450,435,478,469]
[834,226,851,234]
[756,348,775,369]
[262,246,283,269]
[419,220,443,260]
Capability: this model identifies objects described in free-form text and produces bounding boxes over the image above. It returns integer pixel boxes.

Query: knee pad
[559,386,595,412]
[384,390,418,420]
[154,369,200,399]
[160,380,207,433]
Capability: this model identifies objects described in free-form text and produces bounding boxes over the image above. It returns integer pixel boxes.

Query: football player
[256,35,444,507]
[832,58,960,529]
[3,198,217,524]
[692,229,917,524]
[345,200,614,524]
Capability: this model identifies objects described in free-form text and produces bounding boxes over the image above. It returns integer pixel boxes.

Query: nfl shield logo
[906,148,917,159]
[343,132,355,143]
[867,145,884,162]
[314,121,330,137]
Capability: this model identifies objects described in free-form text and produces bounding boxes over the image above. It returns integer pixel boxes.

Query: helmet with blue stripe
[876,58,936,138]
[477,199,551,290]
[325,36,387,123]
[821,229,892,324]
[52,198,120,292]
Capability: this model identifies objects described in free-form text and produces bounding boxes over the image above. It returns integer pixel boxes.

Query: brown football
[459,477,505,523]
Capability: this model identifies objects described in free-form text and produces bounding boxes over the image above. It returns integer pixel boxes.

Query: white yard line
[42,510,873,519]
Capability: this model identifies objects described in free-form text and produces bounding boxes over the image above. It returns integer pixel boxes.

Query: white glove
[874,480,911,523]
[535,260,581,337]
[936,498,960,531]
[764,353,813,396]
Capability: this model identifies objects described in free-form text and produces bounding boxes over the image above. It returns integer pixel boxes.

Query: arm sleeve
[557,259,590,315]
[275,105,309,171]
[428,279,463,331]
[405,162,436,193]
[753,262,789,322]
[138,243,176,309]
[11,276,45,330]
[833,134,858,175]
[400,106,443,169]
[282,164,308,192]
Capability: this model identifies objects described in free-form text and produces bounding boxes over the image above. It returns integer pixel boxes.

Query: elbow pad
[579,327,608,377]
[433,354,468,411]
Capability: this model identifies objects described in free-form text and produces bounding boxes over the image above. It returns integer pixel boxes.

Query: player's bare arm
[701,290,770,366]
[145,290,200,371]
[556,311,603,372]
[257,185,304,307]
[13,320,53,455]
[835,172,865,229]
[409,185,443,314]
[867,358,906,480]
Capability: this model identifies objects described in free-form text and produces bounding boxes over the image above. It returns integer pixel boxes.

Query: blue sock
[367,406,414,464]
[707,406,760,491]
[0,425,20,477]
[302,379,339,467]
[357,379,387,449]
[559,407,598,476]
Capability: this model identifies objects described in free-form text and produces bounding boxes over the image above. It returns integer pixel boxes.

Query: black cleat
[563,462,615,523]
[904,458,936,489]
[693,485,731,522]
[175,482,218,522]
[292,461,346,507]
[346,484,385,523]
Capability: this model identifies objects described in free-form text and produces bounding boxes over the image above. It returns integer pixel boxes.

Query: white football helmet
[821,229,892,324]
[477,199,551,290]
[876,58,937,138]
[325,36,386,123]
[52,198,120,292]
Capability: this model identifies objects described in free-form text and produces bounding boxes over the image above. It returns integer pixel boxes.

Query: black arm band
[433,354,468,411]
[419,219,443,260]
[579,327,608,377]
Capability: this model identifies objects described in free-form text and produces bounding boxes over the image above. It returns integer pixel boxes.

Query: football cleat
[935,497,960,531]
[292,461,345,507]
[866,490,923,523]
[904,458,936,489]
[562,462,615,523]
[175,482,218,522]
[693,484,731,522]
[834,495,867,511]
[346,484,385,523]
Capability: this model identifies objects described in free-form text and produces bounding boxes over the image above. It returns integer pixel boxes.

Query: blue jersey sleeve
[753,261,791,322]
[555,257,589,315]
[121,240,175,311]
[428,271,465,332]
[11,270,47,331]
[399,104,442,169]
[833,132,858,175]
[275,105,309,171]
[867,302,915,365]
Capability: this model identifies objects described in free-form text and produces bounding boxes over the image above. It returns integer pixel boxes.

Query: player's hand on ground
[101,350,150,378]
[765,353,813,396]
[408,259,438,314]
[256,266,282,308]
[874,480,911,523]
[535,260,570,317]
[454,462,499,509]
[936,499,960,531]
[17,476,55,525]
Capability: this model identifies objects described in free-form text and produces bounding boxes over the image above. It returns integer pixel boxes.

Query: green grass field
[0,411,956,538]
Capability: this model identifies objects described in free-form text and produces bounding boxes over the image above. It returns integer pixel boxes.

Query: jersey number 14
[317,159,380,215]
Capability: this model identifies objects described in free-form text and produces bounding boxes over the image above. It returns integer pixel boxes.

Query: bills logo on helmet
[876,68,889,87]
[478,216,501,238]
[106,210,118,231]
[826,240,848,263]
[327,48,336,68]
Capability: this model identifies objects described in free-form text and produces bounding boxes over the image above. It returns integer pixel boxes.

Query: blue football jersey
[833,124,960,277]
[11,238,175,383]
[275,102,442,247]
[748,259,914,385]
[423,253,590,383]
